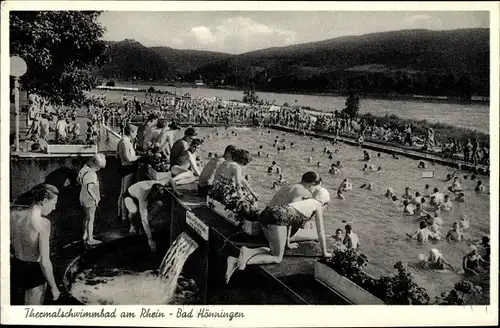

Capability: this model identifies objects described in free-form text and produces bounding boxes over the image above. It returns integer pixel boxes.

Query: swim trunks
[11,257,46,290]
[259,205,308,228]
[197,184,211,198]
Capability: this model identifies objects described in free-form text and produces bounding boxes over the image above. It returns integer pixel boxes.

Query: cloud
[171,37,185,46]
[190,16,297,53]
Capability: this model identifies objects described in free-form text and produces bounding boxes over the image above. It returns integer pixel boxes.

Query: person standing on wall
[117,124,140,226]
[10,184,60,305]
[77,153,107,246]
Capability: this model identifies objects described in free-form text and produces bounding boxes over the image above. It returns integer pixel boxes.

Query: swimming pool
[195,127,490,301]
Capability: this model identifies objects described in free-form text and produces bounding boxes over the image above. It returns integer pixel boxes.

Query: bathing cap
[313,187,331,205]
[429,248,441,259]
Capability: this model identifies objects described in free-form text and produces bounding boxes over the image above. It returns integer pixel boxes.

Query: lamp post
[10,56,27,152]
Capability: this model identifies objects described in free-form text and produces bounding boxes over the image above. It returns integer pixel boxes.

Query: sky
[98,11,489,54]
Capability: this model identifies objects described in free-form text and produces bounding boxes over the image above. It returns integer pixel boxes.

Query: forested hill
[150,46,231,74]
[96,29,489,97]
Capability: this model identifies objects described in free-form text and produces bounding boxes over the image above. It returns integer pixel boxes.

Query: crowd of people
[10,91,491,306]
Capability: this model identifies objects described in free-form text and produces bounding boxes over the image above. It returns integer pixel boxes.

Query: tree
[242,83,259,104]
[10,11,108,105]
[343,91,360,118]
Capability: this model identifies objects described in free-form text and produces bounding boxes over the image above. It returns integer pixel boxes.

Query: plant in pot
[208,178,263,234]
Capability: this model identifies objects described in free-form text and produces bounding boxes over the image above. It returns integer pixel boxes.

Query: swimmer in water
[377,153,381,157]
[266,154,270,158]
[332,229,346,250]
[475,180,486,193]
[337,189,345,200]
[328,154,333,160]
[311,148,315,152]
[208,152,213,158]
[335,161,344,168]
[411,192,423,205]
[402,187,413,200]
[440,195,453,212]
[317,162,321,167]
[267,166,273,174]
[339,178,352,191]
[407,221,435,243]
[323,147,327,153]
[277,174,287,184]
[276,167,282,174]
[418,161,426,169]
[385,188,394,198]
[259,145,263,149]
[424,184,430,194]
[334,148,340,153]
[329,164,340,175]
[403,200,415,215]
[271,181,279,191]
[448,177,462,193]
[459,215,470,229]
[446,222,463,242]
[463,245,488,275]
[363,150,371,161]
[257,151,261,157]
[471,174,476,181]
[308,156,313,163]
[420,248,455,271]
[290,142,294,148]
[360,183,373,191]
[245,174,251,182]
[455,192,465,203]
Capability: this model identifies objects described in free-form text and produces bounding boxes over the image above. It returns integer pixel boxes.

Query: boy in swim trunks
[10,184,60,305]
[77,153,107,246]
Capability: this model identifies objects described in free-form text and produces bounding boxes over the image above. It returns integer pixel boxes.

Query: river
[102,82,490,134]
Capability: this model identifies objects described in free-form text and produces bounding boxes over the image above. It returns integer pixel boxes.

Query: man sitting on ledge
[197,145,236,198]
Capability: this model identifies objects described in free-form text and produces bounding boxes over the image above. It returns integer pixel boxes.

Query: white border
[1,1,498,327]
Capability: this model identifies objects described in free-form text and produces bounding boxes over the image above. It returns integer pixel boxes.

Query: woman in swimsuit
[170,139,203,185]
[420,248,454,271]
[463,245,488,275]
[10,185,60,305]
[225,187,332,283]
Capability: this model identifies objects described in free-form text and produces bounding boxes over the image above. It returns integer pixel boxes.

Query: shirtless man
[445,222,463,242]
[124,179,179,252]
[197,145,236,197]
[407,221,435,243]
[10,185,60,305]
[214,148,259,200]
[267,171,323,246]
[343,224,360,250]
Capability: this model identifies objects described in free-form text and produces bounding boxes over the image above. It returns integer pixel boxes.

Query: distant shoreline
[110,80,489,106]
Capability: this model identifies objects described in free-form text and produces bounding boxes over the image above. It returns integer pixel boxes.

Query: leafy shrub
[141,148,170,172]
[321,250,482,305]
[208,178,261,223]
[148,86,156,93]
[105,80,115,87]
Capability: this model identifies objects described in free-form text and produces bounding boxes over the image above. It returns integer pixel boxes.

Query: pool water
[195,127,490,300]
[71,269,198,305]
